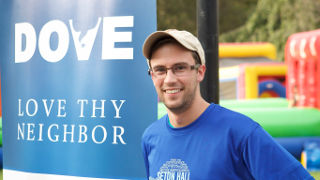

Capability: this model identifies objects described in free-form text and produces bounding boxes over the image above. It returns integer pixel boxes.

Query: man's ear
[197,65,206,82]
[150,73,156,81]
[148,61,155,81]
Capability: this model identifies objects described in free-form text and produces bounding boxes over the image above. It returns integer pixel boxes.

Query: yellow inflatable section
[219,42,277,60]
[243,64,287,99]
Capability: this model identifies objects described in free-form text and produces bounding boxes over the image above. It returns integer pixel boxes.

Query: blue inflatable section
[304,141,320,171]
[259,80,286,97]
[275,137,320,160]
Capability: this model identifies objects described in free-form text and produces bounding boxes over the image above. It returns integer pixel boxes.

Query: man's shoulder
[207,104,259,137]
[209,104,257,126]
[142,114,167,139]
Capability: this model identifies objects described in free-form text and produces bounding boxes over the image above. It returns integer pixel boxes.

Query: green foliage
[157,0,257,36]
[220,0,320,61]
[219,0,257,33]
[157,0,197,35]
[310,171,320,179]
[157,0,320,61]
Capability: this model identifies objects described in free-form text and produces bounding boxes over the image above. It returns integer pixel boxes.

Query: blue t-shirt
[141,104,314,180]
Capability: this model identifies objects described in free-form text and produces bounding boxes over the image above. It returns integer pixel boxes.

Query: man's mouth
[165,89,181,94]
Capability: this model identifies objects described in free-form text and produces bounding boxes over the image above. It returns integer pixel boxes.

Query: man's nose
[164,69,177,83]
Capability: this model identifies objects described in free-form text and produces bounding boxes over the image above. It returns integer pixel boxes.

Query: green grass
[311,171,320,180]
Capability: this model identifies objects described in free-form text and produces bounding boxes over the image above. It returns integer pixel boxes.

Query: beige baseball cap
[142,29,205,65]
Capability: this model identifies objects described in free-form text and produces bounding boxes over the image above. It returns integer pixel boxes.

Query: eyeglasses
[149,63,200,79]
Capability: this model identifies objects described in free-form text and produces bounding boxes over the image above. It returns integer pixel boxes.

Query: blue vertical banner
[0,0,157,179]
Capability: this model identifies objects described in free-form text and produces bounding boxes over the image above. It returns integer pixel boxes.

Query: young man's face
[149,43,205,113]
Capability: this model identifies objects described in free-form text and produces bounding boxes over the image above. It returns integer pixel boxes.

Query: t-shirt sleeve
[242,125,314,180]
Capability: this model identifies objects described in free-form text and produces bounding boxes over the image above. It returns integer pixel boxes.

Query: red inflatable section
[285,30,320,109]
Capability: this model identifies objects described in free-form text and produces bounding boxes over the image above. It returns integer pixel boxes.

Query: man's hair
[148,37,202,68]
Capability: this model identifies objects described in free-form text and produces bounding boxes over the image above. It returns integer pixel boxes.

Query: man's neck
[167,98,210,128]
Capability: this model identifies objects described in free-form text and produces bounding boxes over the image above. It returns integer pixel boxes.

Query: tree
[220,0,320,60]
[157,0,257,36]
[157,0,197,35]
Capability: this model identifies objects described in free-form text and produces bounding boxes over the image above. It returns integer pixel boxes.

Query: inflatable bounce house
[285,29,320,170]
[219,43,287,100]
[219,32,320,171]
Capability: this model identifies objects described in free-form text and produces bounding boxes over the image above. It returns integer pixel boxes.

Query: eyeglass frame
[148,63,201,79]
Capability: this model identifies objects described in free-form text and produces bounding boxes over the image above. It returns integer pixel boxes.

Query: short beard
[162,84,197,114]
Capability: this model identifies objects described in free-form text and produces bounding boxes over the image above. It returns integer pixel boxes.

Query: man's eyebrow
[152,65,166,69]
[173,62,188,66]
[152,62,188,68]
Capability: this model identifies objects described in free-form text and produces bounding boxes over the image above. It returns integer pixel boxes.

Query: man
[141,29,314,180]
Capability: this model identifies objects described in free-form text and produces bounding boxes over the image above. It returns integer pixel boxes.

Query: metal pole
[197,0,219,104]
